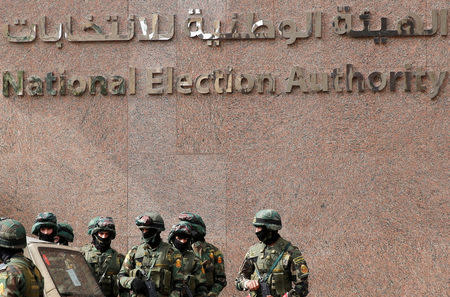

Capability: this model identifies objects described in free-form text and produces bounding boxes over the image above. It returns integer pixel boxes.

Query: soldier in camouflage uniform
[167,222,208,297]
[235,210,309,297]
[118,212,185,297]
[54,222,74,246]
[178,212,227,297]
[0,218,44,297]
[31,212,58,243]
[81,216,127,297]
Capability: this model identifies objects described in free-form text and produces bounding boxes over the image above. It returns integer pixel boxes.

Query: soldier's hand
[244,280,260,291]
[131,278,148,295]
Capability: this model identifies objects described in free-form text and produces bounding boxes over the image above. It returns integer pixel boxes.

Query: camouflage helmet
[252,209,282,231]
[57,222,74,243]
[31,212,57,235]
[88,216,116,239]
[87,216,101,235]
[0,219,27,249]
[168,222,192,244]
[178,212,206,236]
[135,212,165,231]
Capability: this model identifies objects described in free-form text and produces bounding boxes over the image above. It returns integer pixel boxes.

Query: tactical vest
[179,251,198,293]
[132,242,173,296]
[248,239,293,297]
[6,256,43,297]
[82,244,123,297]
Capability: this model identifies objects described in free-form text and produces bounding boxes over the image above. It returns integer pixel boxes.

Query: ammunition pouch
[271,271,291,295]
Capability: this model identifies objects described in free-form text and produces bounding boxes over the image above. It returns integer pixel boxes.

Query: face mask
[142,229,160,246]
[93,234,111,252]
[56,238,69,246]
[39,232,55,243]
[173,238,190,252]
[256,228,269,242]
[256,228,280,245]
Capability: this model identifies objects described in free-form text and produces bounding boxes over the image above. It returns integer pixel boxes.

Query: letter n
[3,71,24,96]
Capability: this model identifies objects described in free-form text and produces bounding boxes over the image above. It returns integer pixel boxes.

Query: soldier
[167,222,208,297]
[235,209,309,297]
[54,222,74,246]
[81,216,126,297]
[118,212,184,297]
[0,218,44,296]
[178,212,227,296]
[31,212,58,243]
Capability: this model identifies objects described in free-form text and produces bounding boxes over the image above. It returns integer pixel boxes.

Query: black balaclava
[39,230,55,243]
[256,226,280,245]
[0,247,22,263]
[142,228,161,248]
[173,234,191,253]
[56,237,69,246]
[92,233,111,253]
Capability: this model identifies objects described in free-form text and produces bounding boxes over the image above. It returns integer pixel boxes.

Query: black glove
[131,278,148,295]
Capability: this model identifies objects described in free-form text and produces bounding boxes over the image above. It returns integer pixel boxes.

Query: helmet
[178,212,206,236]
[88,216,116,239]
[31,212,57,235]
[252,209,282,231]
[0,219,27,249]
[168,222,192,244]
[87,216,101,235]
[57,222,74,243]
[135,212,165,231]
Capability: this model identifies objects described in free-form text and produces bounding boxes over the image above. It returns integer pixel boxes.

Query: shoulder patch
[301,264,309,274]
[217,256,223,264]
[293,256,304,264]
[175,258,182,268]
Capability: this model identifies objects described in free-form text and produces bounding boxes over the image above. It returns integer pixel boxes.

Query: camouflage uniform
[179,212,227,297]
[235,210,309,297]
[81,216,126,297]
[168,223,208,297]
[0,219,44,297]
[82,243,125,297]
[118,212,185,297]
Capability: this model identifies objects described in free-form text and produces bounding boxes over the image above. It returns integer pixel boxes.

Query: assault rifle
[135,269,157,297]
[182,276,194,297]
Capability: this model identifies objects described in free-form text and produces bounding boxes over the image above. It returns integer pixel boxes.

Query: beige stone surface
[0,1,448,296]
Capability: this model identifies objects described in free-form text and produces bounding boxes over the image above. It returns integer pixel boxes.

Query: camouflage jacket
[81,243,125,297]
[177,249,207,297]
[235,237,309,297]
[191,241,226,296]
[0,255,44,297]
[118,241,185,297]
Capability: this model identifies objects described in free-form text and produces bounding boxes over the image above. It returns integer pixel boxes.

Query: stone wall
[0,1,448,296]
